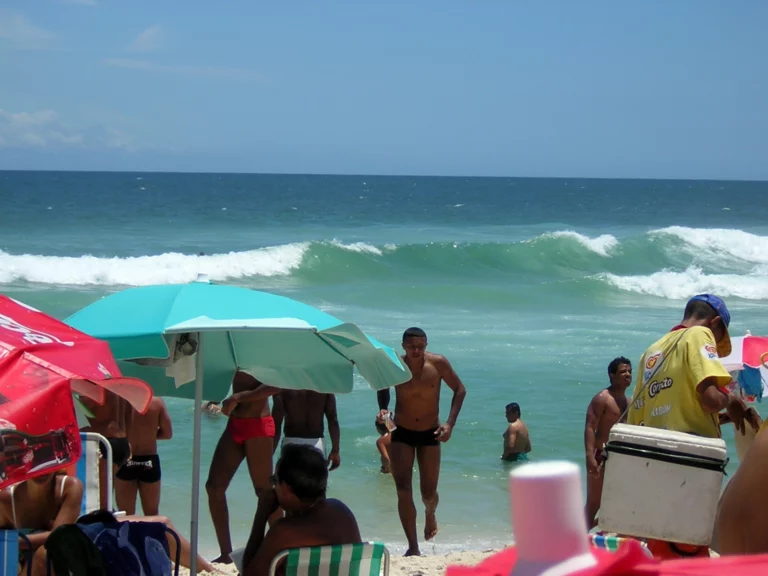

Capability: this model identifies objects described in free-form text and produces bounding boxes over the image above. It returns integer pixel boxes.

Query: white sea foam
[600,266,768,300]
[651,226,768,265]
[539,231,619,257]
[0,243,309,286]
[329,240,383,255]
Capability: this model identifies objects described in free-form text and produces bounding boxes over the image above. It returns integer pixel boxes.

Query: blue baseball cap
[688,294,731,357]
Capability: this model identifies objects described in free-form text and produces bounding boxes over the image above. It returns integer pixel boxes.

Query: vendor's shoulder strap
[620,328,689,423]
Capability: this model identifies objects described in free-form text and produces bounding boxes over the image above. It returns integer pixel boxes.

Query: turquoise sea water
[1,171,767,555]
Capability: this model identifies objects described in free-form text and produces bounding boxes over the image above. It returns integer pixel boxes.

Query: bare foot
[211,555,232,564]
[424,510,438,541]
[404,548,421,557]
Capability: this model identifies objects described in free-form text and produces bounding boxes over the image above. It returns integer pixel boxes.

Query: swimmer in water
[501,403,531,463]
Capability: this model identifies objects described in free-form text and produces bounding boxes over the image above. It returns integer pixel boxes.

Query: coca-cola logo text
[0,314,74,347]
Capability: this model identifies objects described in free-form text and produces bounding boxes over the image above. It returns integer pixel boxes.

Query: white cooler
[598,423,728,545]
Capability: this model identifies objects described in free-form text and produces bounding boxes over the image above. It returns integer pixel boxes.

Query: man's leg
[138,479,162,516]
[244,436,281,525]
[115,476,139,516]
[389,440,419,555]
[416,444,441,541]
[205,429,245,563]
[584,470,603,530]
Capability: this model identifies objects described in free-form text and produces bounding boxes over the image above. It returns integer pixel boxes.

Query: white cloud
[129,25,164,54]
[0,107,136,151]
[0,10,56,51]
[103,57,261,81]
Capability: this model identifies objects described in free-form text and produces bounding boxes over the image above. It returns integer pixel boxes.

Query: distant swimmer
[377,327,467,556]
[583,357,632,530]
[375,411,394,474]
[501,402,531,463]
[203,401,222,417]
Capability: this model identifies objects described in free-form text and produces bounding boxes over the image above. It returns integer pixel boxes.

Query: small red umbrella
[0,294,152,488]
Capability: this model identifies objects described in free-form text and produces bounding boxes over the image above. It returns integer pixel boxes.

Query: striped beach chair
[268,542,390,576]
[75,432,114,515]
[0,531,32,576]
[590,534,652,557]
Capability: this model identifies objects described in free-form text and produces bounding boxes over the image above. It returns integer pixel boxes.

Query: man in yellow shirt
[627,294,756,559]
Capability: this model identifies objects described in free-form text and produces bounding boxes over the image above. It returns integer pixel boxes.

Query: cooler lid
[607,423,727,461]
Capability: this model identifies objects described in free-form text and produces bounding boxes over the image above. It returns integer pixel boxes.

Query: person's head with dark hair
[272,444,328,511]
[402,327,427,362]
[682,294,732,357]
[607,357,633,390]
[505,402,521,422]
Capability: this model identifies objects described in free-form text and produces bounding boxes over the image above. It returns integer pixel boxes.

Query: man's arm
[271,394,285,455]
[325,394,341,470]
[377,388,390,411]
[502,424,517,458]
[157,399,173,440]
[22,478,84,550]
[584,395,605,458]
[244,523,292,576]
[242,493,280,575]
[697,378,730,414]
[436,356,466,427]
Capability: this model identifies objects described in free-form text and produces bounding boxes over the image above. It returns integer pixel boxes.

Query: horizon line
[1,168,766,184]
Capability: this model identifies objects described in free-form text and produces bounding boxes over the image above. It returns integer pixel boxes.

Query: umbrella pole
[190,332,204,575]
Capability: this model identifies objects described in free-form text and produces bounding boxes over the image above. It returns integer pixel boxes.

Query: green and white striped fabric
[268,542,390,576]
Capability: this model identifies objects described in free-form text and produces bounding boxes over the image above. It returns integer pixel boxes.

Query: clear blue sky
[1,1,766,179]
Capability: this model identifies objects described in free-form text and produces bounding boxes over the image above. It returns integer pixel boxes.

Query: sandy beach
[178,550,500,576]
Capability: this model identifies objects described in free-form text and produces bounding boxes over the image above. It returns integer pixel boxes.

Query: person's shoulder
[62,474,84,498]
[426,352,450,367]
[326,498,358,518]
[590,389,609,405]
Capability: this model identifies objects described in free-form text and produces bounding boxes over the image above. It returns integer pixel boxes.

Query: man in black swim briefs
[116,396,173,516]
[377,327,467,556]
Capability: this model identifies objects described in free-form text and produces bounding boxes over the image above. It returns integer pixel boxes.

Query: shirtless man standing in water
[116,396,173,515]
[583,357,632,530]
[377,327,467,556]
[206,371,281,564]
[80,390,131,511]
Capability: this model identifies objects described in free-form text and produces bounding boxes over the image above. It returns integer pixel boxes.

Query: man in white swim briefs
[272,390,341,470]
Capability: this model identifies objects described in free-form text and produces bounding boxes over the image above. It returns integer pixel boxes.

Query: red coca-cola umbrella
[0,294,152,488]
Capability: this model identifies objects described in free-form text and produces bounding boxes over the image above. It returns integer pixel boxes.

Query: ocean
[1,171,767,556]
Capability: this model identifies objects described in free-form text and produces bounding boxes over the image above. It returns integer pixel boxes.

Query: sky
[0,1,767,179]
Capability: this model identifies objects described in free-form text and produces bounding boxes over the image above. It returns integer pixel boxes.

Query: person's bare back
[80,390,127,439]
[277,390,328,438]
[116,397,173,515]
[128,397,172,456]
[273,390,341,469]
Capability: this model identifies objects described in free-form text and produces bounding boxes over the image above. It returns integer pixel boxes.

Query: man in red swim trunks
[205,371,281,564]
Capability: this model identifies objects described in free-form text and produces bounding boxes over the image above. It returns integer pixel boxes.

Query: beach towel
[45,524,107,576]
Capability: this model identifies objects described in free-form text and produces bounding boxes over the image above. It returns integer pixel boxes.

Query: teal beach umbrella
[67,276,411,572]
